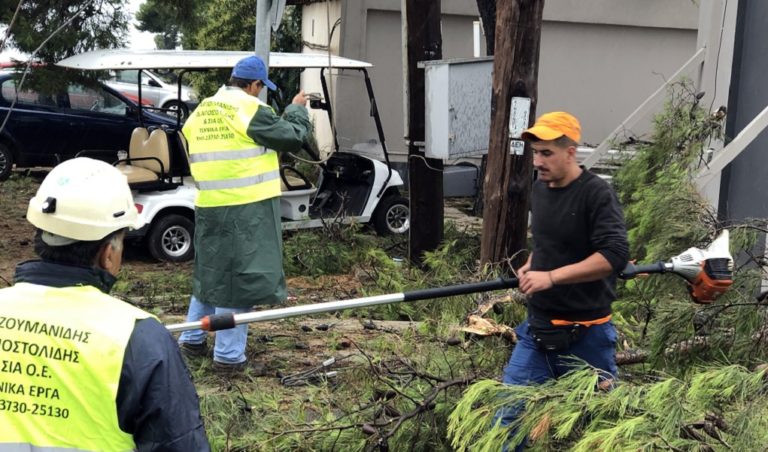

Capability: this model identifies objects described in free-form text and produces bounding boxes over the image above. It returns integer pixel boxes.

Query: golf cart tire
[162,100,189,122]
[373,196,410,236]
[147,213,195,262]
[0,143,13,181]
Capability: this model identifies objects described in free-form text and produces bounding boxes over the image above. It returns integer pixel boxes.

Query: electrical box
[420,57,494,160]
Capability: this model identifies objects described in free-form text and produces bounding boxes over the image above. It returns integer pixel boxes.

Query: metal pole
[166,277,519,333]
[255,0,271,103]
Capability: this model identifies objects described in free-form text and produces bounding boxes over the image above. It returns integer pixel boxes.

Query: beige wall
[302,0,700,159]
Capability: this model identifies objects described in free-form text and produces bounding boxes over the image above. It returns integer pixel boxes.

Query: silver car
[105,69,197,121]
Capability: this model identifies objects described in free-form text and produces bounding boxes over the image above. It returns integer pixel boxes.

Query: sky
[0,0,155,61]
[127,0,156,50]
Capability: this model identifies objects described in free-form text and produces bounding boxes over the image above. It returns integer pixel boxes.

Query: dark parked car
[0,72,177,181]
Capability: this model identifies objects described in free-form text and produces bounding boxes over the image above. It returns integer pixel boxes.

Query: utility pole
[403,0,443,265]
[480,0,545,268]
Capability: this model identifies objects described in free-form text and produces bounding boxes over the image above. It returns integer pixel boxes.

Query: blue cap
[231,55,277,91]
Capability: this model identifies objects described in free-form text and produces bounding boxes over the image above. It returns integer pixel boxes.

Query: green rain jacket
[193,97,310,308]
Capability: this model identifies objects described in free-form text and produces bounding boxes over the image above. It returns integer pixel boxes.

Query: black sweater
[528,170,629,322]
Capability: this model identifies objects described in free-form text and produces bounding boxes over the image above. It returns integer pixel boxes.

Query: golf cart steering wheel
[280,165,312,190]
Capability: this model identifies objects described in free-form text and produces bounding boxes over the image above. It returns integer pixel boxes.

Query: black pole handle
[619,262,667,279]
[403,277,519,302]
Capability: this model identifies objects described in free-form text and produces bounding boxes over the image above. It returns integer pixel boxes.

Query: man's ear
[96,241,112,271]
[96,240,120,275]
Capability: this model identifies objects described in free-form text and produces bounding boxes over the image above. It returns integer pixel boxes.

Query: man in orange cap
[495,112,629,450]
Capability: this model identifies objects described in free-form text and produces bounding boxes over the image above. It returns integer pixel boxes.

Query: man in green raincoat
[179,55,310,373]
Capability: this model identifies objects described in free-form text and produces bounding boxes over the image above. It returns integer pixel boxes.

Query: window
[114,70,140,84]
[0,79,59,107]
[67,84,128,115]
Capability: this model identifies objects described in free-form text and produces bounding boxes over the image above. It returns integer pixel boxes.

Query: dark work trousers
[494,318,618,451]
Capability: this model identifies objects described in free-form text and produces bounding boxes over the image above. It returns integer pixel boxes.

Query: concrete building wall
[539,22,697,145]
[302,0,700,160]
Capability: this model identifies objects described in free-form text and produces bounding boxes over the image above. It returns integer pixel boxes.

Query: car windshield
[150,69,179,85]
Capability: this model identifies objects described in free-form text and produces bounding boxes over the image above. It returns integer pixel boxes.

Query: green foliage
[282,223,379,277]
[449,366,768,451]
[353,223,484,322]
[449,81,768,451]
[135,1,303,112]
[614,82,722,263]
[135,0,202,50]
[0,0,128,63]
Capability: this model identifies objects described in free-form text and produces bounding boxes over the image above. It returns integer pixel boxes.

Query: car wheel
[0,143,13,181]
[162,100,190,122]
[147,214,194,262]
[373,196,410,235]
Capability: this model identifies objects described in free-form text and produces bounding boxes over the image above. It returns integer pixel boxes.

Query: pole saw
[166,230,734,333]
[619,229,733,304]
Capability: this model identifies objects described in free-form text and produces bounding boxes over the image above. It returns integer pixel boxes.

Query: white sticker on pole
[509,97,531,155]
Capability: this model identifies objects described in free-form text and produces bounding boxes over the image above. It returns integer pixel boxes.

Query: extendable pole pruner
[619,229,733,304]
[166,277,520,333]
[166,230,734,333]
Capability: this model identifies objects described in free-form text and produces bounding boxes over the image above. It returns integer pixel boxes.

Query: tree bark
[403,0,444,265]
[480,0,544,269]
[473,1,496,217]
[475,0,497,55]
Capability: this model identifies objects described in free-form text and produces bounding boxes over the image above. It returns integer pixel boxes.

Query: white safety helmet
[27,157,143,244]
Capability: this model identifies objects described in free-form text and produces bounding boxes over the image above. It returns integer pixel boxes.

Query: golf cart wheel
[162,100,189,122]
[373,196,410,235]
[0,143,13,181]
[147,214,194,262]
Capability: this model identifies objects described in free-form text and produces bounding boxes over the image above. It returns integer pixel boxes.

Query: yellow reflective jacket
[184,86,281,208]
[0,283,152,451]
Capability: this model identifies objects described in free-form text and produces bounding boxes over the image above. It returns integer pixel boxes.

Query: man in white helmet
[0,157,210,451]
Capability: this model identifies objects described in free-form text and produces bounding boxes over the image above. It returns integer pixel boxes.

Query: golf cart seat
[116,127,171,189]
[280,165,316,220]
[280,173,314,192]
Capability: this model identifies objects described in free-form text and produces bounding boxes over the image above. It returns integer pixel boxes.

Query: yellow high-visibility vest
[0,283,152,451]
[183,86,281,208]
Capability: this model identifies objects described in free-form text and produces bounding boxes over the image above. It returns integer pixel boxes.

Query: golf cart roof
[56,49,373,71]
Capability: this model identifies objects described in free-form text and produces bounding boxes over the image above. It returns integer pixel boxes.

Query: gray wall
[539,21,697,145]
[720,0,768,220]
[304,0,699,160]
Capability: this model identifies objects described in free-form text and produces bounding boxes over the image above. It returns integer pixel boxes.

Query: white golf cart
[56,50,409,262]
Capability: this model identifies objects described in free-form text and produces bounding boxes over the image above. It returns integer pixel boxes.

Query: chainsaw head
[670,230,733,304]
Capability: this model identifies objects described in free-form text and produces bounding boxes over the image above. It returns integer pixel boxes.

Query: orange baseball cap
[521,111,581,143]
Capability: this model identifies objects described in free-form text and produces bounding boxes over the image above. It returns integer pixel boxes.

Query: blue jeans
[495,318,618,451]
[178,296,250,364]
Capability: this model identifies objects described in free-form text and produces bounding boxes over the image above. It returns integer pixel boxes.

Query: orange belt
[550,314,612,327]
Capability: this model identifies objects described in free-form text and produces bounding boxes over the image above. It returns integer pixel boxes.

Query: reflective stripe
[196,170,280,191]
[0,443,97,452]
[188,146,267,163]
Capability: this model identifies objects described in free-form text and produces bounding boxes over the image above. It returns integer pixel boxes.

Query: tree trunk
[475,0,497,55]
[403,0,444,265]
[473,1,496,218]
[480,0,545,269]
